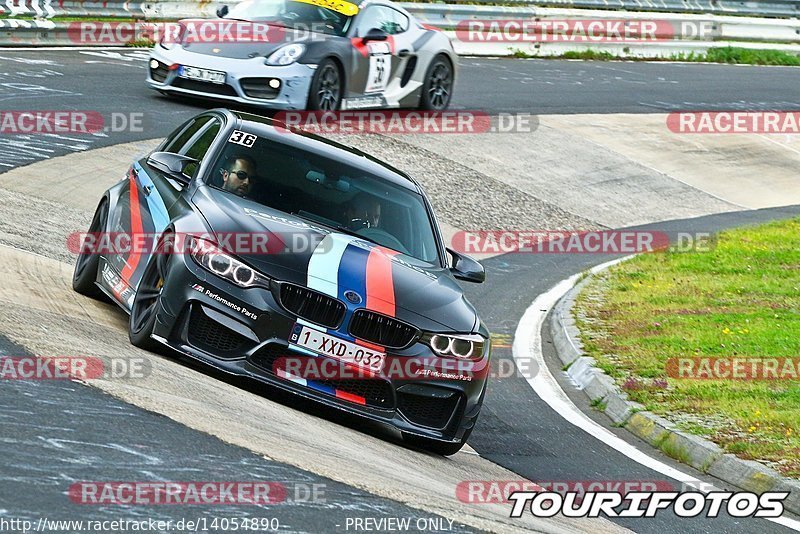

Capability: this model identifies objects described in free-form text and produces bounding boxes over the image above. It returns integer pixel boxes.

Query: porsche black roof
[226,109,423,193]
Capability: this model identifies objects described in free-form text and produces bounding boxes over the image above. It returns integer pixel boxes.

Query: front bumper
[150,251,488,444]
[147,46,315,110]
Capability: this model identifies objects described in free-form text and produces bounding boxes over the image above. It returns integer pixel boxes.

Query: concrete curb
[549,266,800,515]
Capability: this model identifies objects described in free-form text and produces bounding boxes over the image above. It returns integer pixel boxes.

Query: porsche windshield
[207,132,442,265]
[224,0,357,36]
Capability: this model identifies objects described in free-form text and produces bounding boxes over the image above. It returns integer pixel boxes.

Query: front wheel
[418,55,453,111]
[72,200,108,300]
[307,59,342,111]
[128,242,170,351]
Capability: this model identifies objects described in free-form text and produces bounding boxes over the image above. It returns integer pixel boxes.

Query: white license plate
[179,65,226,84]
[289,324,385,373]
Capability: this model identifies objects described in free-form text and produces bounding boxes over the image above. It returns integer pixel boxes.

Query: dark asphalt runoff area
[0,336,477,533]
[1,49,799,533]
[0,49,799,169]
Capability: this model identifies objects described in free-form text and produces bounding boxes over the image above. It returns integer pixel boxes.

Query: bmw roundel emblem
[344,290,362,304]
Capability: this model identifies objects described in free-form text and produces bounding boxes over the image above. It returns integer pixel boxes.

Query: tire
[128,237,171,351]
[402,426,472,456]
[72,200,108,300]
[307,58,342,111]
[418,55,453,111]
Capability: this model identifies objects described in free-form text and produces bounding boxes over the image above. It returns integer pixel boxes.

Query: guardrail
[1,0,799,19]
[1,0,799,54]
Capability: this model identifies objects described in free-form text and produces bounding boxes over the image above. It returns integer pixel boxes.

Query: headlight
[265,44,306,66]
[187,236,269,289]
[422,333,487,361]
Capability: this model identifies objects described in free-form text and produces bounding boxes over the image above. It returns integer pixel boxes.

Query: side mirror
[362,27,388,42]
[447,248,485,283]
[216,5,229,18]
[147,151,197,186]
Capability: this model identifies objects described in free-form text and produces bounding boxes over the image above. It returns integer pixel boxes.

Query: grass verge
[510,46,800,66]
[574,217,800,477]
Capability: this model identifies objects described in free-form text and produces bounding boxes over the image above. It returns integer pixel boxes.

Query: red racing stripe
[120,170,143,282]
[365,247,398,317]
[334,389,366,405]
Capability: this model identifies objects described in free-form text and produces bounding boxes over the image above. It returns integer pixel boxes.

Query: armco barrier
[1,0,799,19]
[1,0,799,53]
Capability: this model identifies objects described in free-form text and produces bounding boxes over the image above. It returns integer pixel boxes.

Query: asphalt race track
[1,49,800,533]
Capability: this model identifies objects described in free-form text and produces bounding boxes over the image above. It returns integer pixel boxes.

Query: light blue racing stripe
[133,162,170,232]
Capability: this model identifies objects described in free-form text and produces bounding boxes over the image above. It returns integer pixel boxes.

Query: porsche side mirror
[216,5,229,18]
[362,28,388,42]
[147,151,197,186]
[447,248,485,283]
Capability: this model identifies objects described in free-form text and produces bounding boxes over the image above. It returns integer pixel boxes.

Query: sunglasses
[222,169,253,181]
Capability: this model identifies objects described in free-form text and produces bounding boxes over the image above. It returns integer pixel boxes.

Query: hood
[178,18,327,59]
[192,187,477,332]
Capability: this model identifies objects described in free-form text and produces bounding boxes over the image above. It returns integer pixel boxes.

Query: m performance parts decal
[508,490,789,519]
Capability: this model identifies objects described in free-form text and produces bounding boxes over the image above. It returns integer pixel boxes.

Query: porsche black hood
[191,186,478,333]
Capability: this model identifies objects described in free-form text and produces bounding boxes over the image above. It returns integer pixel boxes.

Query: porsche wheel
[308,59,342,111]
[72,200,108,300]
[419,55,453,111]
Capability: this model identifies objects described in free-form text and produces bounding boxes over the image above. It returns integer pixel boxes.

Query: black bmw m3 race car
[72,108,489,454]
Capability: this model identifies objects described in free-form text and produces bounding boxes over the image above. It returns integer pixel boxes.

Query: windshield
[225,0,357,36]
[207,130,442,265]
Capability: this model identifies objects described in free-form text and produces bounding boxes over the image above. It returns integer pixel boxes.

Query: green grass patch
[671,46,800,66]
[507,45,800,66]
[575,217,800,478]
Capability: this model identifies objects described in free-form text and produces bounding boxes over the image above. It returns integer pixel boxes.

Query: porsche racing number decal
[293,0,359,16]
[228,130,258,148]
[365,42,391,94]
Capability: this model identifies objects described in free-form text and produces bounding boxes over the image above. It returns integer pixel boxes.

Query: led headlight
[422,333,487,361]
[265,44,306,66]
[187,236,269,288]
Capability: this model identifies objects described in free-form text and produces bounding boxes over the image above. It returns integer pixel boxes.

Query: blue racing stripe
[133,162,170,233]
[335,242,370,341]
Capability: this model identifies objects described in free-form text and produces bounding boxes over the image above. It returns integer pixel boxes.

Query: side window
[163,116,213,154]
[355,6,407,36]
[182,119,222,178]
[388,8,409,34]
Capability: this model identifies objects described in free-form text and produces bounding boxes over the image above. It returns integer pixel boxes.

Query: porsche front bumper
[147,46,315,110]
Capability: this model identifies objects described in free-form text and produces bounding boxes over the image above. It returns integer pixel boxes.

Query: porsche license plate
[179,66,226,84]
[289,324,385,373]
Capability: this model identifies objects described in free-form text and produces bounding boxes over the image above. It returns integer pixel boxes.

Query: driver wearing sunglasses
[221,154,257,197]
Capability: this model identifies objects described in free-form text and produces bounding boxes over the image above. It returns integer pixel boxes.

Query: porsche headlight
[187,236,269,288]
[422,333,487,361]
[265,44,306,66]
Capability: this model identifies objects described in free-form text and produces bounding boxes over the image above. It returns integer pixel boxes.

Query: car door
[347,5,411,101]
[103,115,222,309]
